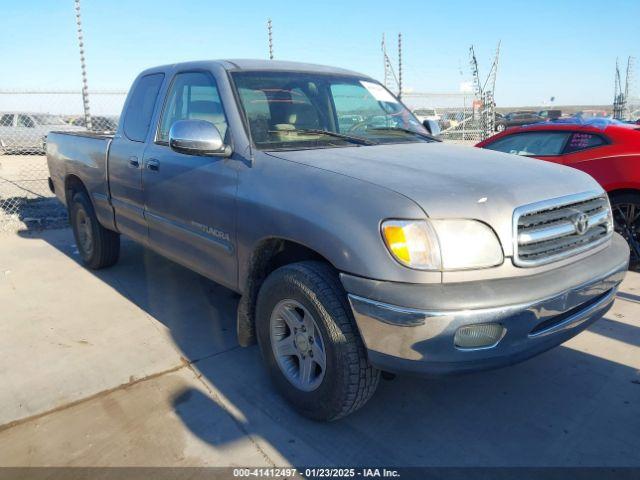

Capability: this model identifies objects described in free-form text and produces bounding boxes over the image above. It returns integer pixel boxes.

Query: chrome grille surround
[513,191,613,267]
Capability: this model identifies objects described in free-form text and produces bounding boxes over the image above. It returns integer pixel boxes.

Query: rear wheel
[496,123,506,132]
[69,190,120,269]
[610,191,640,266]
[256,261,380,421]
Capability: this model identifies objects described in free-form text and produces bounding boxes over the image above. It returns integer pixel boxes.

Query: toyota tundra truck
[46,60,629,421]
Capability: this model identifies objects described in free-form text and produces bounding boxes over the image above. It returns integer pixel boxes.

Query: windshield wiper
[370,127,440,142]
[290,129,378,146]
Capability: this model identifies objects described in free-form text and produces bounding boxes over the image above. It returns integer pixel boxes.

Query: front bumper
[343,234,629,376]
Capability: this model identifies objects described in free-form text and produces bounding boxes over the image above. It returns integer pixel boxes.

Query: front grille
[514,191,613,267]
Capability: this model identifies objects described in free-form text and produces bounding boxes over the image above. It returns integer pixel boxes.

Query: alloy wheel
[269,299,327,392]
[613,202,640,262]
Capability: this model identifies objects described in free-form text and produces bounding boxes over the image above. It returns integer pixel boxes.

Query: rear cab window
[123,73,165,142]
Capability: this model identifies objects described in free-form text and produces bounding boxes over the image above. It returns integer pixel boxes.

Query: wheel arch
[64,174,91,207]
[607,187,640,199]
[236,237,338,347]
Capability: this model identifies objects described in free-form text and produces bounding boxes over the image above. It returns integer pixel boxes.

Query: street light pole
[75,0,92,130]
[267,18,274,60]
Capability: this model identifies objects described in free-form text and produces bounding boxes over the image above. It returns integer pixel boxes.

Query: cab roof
[140,59,369,79]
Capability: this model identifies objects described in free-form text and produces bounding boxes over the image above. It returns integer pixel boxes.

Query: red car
[477,119,640,262]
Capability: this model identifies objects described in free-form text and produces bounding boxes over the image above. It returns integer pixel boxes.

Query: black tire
[256,261,380,421]
[496,123,506,132]
[69,190,120,269]
[610,191,640,266]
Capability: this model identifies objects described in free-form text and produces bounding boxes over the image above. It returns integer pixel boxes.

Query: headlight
[382,219,503,271]
[431,219,503,270]
[381,220,441,270]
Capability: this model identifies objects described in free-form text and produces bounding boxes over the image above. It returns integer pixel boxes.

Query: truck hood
[268,142,602,256]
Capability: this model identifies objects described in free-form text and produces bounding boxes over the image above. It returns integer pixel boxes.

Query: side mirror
[422,119,441,138]
[169,119,232,157]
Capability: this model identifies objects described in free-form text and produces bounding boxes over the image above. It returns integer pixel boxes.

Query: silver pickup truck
[47,59,629,421]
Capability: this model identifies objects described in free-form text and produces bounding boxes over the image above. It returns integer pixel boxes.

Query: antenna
[74,0,92,130]
[267,18,274,60]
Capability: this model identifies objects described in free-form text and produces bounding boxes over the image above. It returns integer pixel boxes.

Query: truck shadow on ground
[18,228,640,466]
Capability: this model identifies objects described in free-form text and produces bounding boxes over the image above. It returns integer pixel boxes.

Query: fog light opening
[454,323,505,349]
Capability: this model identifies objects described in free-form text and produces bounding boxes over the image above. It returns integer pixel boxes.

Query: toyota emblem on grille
[573,213,589,235]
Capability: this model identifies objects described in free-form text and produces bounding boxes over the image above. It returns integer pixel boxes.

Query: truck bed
[46,130,113,214]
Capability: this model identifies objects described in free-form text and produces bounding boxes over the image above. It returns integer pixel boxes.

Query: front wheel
[610,192,640,266]
[496,123,506,132]
[256,261,380,421]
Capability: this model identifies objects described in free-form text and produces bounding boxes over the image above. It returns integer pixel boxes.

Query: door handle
[128,156,139,168]
[146,158,160,171]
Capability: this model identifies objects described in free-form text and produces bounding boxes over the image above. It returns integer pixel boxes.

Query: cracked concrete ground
[0,228,639,466]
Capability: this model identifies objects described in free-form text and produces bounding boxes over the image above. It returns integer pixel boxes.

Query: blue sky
[2,0,639,106]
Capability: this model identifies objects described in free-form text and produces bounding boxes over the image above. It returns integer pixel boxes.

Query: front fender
[235,152,443,289]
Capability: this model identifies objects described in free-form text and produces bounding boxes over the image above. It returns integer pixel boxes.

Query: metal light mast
[267,18,274,60]
[74,0,92,130]
[614,58,625,119]
[398,33,403,99]
[469,46,482,100]
[382,34,388,87]
[469,42,500,140]
[381,33,401,95]
[625,57,636,118]
[614,56,636,120]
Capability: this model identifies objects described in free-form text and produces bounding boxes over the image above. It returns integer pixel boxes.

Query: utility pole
[267,18,274,60]
[74,0,92,130]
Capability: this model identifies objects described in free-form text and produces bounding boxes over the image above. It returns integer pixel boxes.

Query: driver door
[142,70,238,289]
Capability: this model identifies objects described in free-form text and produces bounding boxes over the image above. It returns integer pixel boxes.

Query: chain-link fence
[0,89,490,231]
[401,92,486,144]
[0,90,126,231]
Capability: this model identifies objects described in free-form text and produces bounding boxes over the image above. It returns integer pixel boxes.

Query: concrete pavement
[0,228,639,466]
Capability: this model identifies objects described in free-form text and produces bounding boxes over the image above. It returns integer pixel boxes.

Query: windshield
[231,71,431,150]
[32,114,66,125]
